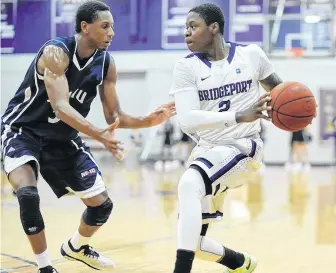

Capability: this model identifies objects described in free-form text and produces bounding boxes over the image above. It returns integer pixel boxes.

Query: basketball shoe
[224,253,257,273]
[38,265,59,273]
[60,240,115,270]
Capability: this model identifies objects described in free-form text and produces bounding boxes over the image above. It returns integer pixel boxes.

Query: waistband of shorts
[198,133,261,147]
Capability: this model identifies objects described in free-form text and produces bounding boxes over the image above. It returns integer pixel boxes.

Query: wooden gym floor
[1,162,335,273]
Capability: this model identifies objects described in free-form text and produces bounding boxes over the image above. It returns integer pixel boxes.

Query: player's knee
[16,186,45,235]
[178,168,205,199]
[82,198,113,226]
[9,163,38,191]
[178,173,195,195]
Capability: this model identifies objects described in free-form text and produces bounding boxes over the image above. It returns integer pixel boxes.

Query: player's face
[185,12,213,52]
[87,11,115,50]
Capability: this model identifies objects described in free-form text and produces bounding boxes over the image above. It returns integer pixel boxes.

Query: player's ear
[210,22,219,35]
[81,21,89,34]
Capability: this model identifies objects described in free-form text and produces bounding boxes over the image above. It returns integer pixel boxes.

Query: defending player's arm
[40,45,122,156]
[172,61,271,134]
[99,54,175,129]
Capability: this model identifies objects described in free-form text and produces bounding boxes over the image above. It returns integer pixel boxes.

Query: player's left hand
[148,102,176,126]
[236,94,272,123]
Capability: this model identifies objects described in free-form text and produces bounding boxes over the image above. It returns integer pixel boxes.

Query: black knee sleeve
[82,198,113,226]
[16,186,45,235]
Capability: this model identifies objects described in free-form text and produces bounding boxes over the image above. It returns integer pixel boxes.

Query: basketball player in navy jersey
[1,1,175,273]
[169,3,285,273]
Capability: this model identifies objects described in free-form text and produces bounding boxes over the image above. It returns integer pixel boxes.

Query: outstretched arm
[99,54,175,129]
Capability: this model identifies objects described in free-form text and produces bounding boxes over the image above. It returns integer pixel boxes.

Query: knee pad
[83,198,113,226]
[16,186,45,235]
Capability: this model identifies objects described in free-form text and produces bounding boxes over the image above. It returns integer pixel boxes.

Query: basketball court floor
[1,162,335,273]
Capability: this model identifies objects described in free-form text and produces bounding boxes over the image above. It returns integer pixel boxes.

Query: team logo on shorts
[81,168,96,178]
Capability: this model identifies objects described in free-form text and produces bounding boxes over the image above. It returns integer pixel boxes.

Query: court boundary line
[0,253,37,272]
[0,253,37,266]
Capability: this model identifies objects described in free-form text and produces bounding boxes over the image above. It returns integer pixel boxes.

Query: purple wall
[1,0,308,53]
[1,0,230,53]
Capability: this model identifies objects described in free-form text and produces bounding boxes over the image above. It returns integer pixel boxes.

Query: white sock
[177,168,206,251]
[196,236,224,262]
[70,231,90,250]
[35,248,51,269]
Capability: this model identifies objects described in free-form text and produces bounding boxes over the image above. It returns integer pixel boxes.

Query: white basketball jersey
[170,43,274,143]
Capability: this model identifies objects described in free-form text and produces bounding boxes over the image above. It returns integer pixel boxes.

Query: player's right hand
[236,94,272,123]
[99,117,124,160]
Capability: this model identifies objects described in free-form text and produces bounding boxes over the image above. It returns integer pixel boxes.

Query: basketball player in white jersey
[169,3,283,273]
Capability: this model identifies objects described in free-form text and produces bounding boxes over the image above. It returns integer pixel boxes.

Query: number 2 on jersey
[219,100,231,112]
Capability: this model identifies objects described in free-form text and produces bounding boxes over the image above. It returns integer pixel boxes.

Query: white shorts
[187,138,263,223]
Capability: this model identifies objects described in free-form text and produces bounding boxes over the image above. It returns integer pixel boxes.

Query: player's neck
[203,37,228,62]
[75,34,97,59]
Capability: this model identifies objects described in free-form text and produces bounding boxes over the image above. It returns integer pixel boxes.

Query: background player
[286,128,312,172]
[1,1,175,273]
[169,3,285,273]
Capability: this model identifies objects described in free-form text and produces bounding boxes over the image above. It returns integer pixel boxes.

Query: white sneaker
[60,240,115,270]
[225,253,257,273]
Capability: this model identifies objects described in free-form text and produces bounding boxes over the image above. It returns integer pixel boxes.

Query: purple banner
[1,0,232,53]
[235,24,263,43]
[319,89,336,142]
[103,0,162,51]
[1,2,16,53]
[235,0,263,14]
[3,0,326,53]
[52,0,162,51]
[162,0,229,49]
[231,0,264,45]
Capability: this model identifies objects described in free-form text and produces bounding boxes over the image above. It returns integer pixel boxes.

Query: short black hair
[75,0,110,33]
[189,3,224,35]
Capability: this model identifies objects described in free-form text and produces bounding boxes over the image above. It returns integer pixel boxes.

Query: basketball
[267,82,317,132]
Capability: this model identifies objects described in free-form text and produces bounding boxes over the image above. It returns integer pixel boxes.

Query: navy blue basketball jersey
[1,36,110,140]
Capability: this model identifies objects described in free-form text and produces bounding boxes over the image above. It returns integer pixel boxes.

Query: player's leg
[60,190,115,270]
[286,132,305,172]
[2,130,58,273]
[78,190,111,240]
[285,135,295,171]
[180,139,262,273]
[292,131,306,171]
[173,167,205,273]
[173,167,254,273]
[40,137,114,270]
[298,142,310,171]
[195,224,255,272]
[9,164,46,252]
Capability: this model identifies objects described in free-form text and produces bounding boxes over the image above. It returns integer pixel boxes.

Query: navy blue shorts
[1,127,105,198]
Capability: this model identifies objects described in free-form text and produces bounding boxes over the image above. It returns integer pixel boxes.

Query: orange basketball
[267,82,317,132]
